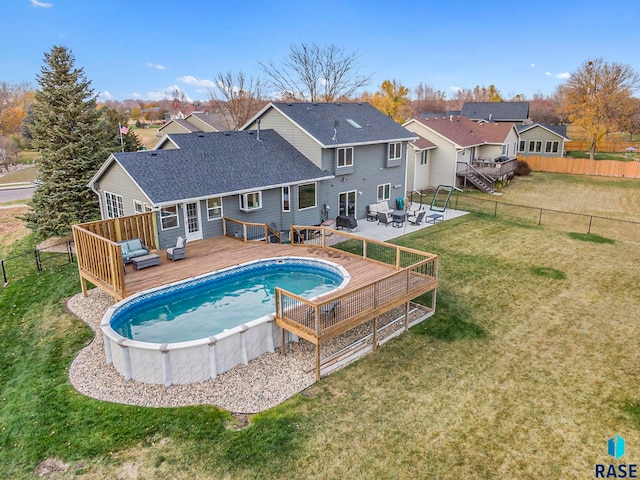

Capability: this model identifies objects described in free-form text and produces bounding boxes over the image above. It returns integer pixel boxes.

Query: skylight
[345,118,362,129]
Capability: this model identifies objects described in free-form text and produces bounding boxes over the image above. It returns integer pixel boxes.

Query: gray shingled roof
[461,102,530,122]
[270,102,417,146]
[112,130,332,205]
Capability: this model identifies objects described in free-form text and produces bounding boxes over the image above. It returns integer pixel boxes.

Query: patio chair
[408,210,426,226]
[166,236,187,261]
[306,301,341,326]
[377,212,392,227]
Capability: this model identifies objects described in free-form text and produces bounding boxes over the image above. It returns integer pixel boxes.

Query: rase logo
[595,436,637,478]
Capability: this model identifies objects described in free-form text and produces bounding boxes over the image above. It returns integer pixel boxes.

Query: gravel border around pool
[67,288,428,413]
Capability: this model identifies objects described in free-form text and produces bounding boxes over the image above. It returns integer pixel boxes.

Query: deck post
[363,239,367,260]
[372,316,378,350]
[395,247,401,269]
[281,328,286,356]
[315,344,320,381]
[404,302,409,331]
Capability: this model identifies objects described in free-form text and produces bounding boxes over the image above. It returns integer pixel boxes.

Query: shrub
[514,159,532,176]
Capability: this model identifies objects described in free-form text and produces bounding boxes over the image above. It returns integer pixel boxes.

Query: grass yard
[132,126,161,150]
[1,174,640,478]
[0,166,38,185]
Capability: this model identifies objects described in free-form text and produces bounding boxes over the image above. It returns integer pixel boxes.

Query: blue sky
[2,0,638,102]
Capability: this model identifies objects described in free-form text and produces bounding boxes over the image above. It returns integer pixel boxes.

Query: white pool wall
[101,257,350,386]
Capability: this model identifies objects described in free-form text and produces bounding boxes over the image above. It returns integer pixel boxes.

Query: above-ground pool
[101,257,350,386]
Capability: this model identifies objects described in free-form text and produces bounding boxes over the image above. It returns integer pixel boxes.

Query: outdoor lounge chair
[377,212,392,227]
[306,301,341,326]
[166,236,187,261]
[408,210,426,226]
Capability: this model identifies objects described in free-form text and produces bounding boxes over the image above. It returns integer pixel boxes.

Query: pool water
[111,261,342,343]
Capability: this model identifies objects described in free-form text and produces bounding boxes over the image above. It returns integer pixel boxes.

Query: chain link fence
[450,194,640,242]
[1,240,75,286]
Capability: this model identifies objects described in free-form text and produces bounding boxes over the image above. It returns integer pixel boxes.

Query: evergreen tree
[24,46,112,238]
[102,106,143,152]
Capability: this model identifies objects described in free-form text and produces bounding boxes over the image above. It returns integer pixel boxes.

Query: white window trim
[420,150,429,165]
[297,182,317,211]
[133,200,143,214]
[160,204,179,230]
[377,183,391,202]
[336,147,354,168]
[104,191,124,219]
[239,191,262,212]
[282,186,290,212]
[206,197,223,220]
[388,142,402,160]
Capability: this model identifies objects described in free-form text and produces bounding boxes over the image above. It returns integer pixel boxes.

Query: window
[388,142,402,160]
[519,140,526,152]
[546,141,559,153]
[160,205,179,230]
[337,147,353,168]
[239,191,262,211]
[502,144,509,156]
[528,140,535,152]
[535,141,542,152]
[377,183,391,202]
[207,197,222,220]
[298,183,316,210]
[104,192,124,218]
[133,200,143,214]
[143,203,153,212]
[282,186,290,212]
[420,150,429,165]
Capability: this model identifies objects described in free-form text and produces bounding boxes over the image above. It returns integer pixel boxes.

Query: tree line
[6,43,640,240]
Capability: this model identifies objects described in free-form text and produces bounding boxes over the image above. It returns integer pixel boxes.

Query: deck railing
[470,157,517,179]
[276,258,436,339]
[72,212,158,300]
[289,225,437,269]
[223,217,280,243]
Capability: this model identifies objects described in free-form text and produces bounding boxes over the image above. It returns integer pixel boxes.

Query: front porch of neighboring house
[72,213,439,381]
[456,157,517,193]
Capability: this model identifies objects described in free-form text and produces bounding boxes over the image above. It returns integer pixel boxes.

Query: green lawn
[567,150,635,161]
[2,174,640,478]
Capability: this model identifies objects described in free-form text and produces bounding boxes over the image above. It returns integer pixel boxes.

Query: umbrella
[625,147,636,151]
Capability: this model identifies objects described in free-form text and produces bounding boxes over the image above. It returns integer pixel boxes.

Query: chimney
[257,119,261,141]
[449,115,453,122]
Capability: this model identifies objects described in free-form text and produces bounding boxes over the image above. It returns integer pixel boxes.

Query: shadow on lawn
[413,288,486,341]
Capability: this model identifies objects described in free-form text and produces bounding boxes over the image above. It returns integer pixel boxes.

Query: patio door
[183,202,202,242]
[338,190,357,217]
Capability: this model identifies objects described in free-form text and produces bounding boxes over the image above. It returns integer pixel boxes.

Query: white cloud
[98,91,112,100]
[178,75,216,88]
[146,85,192,102]
[132,92,142,99]
[450,86,461,93]
[31,0,53,7]
[546,71,570,79]
[530,64,535,68]
[146,62,167,70]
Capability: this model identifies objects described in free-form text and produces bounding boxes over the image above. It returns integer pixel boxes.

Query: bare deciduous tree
[209,71,266,130]
[560,58,640,159]
[260,42,372,102]
[412,82,447,115]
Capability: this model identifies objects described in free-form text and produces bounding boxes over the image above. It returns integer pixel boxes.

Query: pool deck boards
[122,237,396,298]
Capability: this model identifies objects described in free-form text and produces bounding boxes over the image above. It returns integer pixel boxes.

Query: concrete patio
[329,208,468,242]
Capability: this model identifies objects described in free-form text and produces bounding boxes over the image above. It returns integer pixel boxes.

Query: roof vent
[198,133,205,137]
[148,152,157,156]
[449,115,453,121]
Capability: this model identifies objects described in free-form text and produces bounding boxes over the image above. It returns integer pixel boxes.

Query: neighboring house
[241,102,417,219]
[403,115,520,192]
[158,112,219,136]
[88,130,332,249]
[461,102,530,124]
[516,123,569,157]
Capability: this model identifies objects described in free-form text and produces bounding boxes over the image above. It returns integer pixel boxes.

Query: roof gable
[244,102,417,147]
[516,123,570,140]
[101,130,332,205]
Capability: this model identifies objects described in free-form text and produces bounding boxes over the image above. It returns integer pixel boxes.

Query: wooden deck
[122,236,396,298]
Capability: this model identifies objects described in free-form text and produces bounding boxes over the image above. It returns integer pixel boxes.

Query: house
[242,102,417,219]
[157,112,219,136]
[461,102,530,124]
[88,129,332,249]
[403,115,520,193]
[516,123,569,157]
